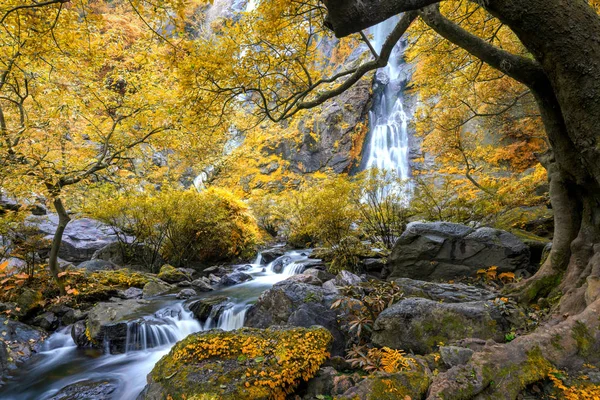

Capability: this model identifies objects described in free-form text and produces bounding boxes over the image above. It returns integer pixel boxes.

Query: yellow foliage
[549,370,600,400]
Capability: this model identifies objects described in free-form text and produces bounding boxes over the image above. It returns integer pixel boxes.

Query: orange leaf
[13,273,29,280]
[0,261,8,272]
[57,271,68,278]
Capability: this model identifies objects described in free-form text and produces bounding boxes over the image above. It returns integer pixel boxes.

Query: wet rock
[0,318,45,380]
[270,256,292,273]
[188,296,229,323]
[259,247,287,264]
[245,278,346,355]
[47,379,118,400]
[78,259,119,272]
[387,222,530,281]
[322,279,340,295]
[372,297,512,354]
[157,265,189,284]
[32,312,59,331]
[439,346,474,368]
[61,308,87,326]
[220,271,253,286]
[337,370,431,400]
[82,299,151,353]
[138,326,332,400]
[393,278,497,303]
[282,274,323,286]
[190,278,213,292]
[302,367,356,398]
[15,288,43,315]
[176,288,197,299]
[362,258,386,273]
[208,274,221,284]
[142,280,173,298]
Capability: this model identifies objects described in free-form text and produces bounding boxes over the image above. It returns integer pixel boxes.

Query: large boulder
[77,259,119,272]
[92,242,164,272]
[75,299,150,353]
[27,214,121,262]
[0,318,46,383]
[394,278,497,303]
[142,280,173,298]
[387,222,530,281]
[371,297,512,354]
[245,277,346,355]
[138,326,332,400]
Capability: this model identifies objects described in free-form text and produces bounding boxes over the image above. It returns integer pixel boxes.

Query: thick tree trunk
[48,197,69,295]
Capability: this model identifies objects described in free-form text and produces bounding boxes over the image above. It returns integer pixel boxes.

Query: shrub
[353,169,410,250]
[89,187,260,268]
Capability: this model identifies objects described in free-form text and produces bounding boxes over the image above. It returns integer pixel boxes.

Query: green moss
[368,371,430,400]
[551,334,564,351]
[572,320,593,357]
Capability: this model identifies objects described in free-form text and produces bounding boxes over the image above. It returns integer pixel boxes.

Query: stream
[0,249,313,400]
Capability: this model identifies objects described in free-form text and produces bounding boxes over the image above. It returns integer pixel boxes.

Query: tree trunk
[48,197,69,295]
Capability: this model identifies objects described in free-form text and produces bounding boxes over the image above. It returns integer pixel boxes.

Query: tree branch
[1,0,70,24]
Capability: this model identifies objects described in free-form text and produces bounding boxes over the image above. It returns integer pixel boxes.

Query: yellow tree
[0,1,187,292]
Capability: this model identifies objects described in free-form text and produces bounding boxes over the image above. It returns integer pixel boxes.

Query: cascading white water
[124,303,200,352]
[364,17,412,190]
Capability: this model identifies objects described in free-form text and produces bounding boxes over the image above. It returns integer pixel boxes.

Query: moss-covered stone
[157,265,189,284]
[140,326,333,400]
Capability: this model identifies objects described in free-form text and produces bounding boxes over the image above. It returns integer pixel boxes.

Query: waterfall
[363,16,413,191]
[124,303,201,352]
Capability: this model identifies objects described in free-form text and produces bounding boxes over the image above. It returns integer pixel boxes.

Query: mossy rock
[139,326,333,400]
[157,265,189,284]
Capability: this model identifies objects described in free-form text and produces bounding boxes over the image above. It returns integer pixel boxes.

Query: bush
[89,187,260,268]
[353,169,410,250]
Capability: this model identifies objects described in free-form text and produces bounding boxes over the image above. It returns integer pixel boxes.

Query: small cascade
[125,303,201,352]
[215,303,250,331]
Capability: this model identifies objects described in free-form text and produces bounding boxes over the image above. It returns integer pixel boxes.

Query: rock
[157,265,189,284]
[92,242,164,272]
[190,278,213,292]
[27,214,121,262]
[15,288,43,314]
[337,370,431,400]
[282,273,322,286]
[0,318,45,380]
[80,299,151,353]
[302,367,357,398]
[142,280,173,298]
[270,256,292,273]
[47,379,118,400]
[138,326,332,400]
[322,279,340,295]
[220,271,253,286]
[118,287,143,300]
[387,222,530,281]
[362,258,386,273]
[439,346,475,368]
[393,278,497,303]
[334,270,364,286]
[245,278,346,355]
[32,312,59,331]
[303,268,335,282]
[188,296,229,323]
[371,297,511,354]
[208,274,221,284]
[259,247,287,264]
[61,308,87,326]
[71,320,91,348]
[77,259,119,272]
[176,288,197,299]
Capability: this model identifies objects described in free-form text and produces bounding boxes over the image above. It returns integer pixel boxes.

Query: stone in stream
[77,259,119,273]
[0,318,46,382]
[188,296,229,323]
[220,271,253,286]
[190,278,213,292]
[138,326,332,400]
[176,288,197,299]
[157,265,189,284]
[47,379,118,400]
[387,222,530,281]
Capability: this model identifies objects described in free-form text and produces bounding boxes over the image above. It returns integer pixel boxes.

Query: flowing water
[0,249,313,400]
[363,17,413,194]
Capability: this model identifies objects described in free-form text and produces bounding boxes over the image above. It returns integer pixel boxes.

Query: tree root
[425,299,600,399]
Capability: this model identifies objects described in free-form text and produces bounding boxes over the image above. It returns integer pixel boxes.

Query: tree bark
[48,197,69,295]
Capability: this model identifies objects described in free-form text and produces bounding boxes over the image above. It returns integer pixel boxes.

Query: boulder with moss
[157,265,189,284]
[371,297,516,354]
[138,326,333,400]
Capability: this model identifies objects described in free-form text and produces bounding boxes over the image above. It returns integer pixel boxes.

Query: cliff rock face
[274,79,372,174]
